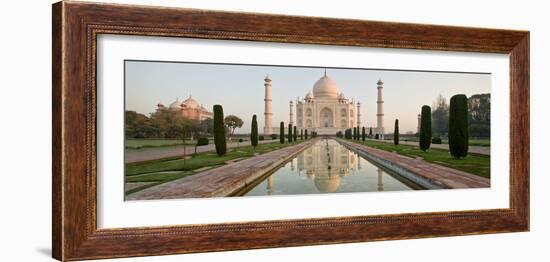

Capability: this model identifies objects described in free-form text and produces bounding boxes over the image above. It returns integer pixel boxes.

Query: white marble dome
[305,91,314,100]
[312,75,340,98]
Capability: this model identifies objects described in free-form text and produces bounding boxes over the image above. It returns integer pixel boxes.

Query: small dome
[312,75,340,98]
[338,93,345,99]
[157,102,165,107]
[182,95,200,108]
[305,91,314,100]
[169,99,181,109]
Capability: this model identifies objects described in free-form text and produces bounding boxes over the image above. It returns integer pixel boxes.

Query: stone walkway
[338,139,490,189]
[125,139,277,163]
[375,139,490,156]
[126,139,317,200]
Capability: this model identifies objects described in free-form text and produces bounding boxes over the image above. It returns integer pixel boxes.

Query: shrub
[213,105,227,156]
[270,134,277,140]
[239,138,244,143]
[250,115,258,148]
[419,105,432,152]
[394,119,399,145]
[375,134,379,140]
[432,137,442,144]
[259,135,265,141]
[280,122,285,144]
[196,137,209,146]
[449,94,469,158]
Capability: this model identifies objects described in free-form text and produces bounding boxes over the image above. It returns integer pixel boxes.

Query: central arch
[319,107,334,128]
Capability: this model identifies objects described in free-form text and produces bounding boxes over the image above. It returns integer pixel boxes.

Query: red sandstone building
[156,95,213,121]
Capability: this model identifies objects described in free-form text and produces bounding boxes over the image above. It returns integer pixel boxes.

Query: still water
[242,139,419,196]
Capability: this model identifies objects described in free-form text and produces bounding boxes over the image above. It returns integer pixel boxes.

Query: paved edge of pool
[125,139,319,200]
[336,139,490,189]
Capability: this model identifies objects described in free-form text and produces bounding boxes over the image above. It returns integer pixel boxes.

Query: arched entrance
[319,108,334,128]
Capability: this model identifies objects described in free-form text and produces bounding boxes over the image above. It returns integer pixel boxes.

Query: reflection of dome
[182,95,200,108]
[313,174,341,193]
[169,99,181,109]
[312,74,340,98]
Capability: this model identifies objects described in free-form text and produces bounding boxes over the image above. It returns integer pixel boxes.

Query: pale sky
[125,60,491,134]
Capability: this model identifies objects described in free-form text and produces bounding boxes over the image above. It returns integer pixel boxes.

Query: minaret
[357,101,362,127]
[289,100,295,126]
[263,75,273,135]
[376,79,385,140]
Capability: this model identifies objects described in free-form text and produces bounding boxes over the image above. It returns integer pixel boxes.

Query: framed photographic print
[52,1,529,261]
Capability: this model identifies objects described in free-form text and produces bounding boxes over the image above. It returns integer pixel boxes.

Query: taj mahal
[263,70,385,138]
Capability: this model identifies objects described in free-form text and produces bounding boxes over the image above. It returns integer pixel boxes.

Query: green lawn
[401,138,490,147]
[125,139,202,149]
[125,140,305,194]
[350,139,490,178]
[124,171,195,195]
[440,138,491,147]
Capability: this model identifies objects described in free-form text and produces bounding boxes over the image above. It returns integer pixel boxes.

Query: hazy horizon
[125,60,491,134]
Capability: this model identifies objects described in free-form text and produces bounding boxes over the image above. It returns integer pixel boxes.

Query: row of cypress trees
[215,108,313,156]
[342,127,368,141]
[278,122,309,144]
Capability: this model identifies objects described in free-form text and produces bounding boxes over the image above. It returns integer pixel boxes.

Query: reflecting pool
[242,139,420,196]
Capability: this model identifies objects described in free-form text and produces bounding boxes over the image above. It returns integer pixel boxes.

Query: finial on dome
[377,78,384,85]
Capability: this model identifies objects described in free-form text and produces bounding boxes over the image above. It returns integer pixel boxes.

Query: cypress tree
[293,126,297,142]
[300,129,304,140]
[288,124,293,143]
[250,115,258,148]
[279,122,285,144]
[305,129,308,140]
[394,119,399,145]
[449,94,469,158]
[369,128,373,137]
[419,105,432,152]
[362,127,366,141]
[213,105,227,156]
[353,127,357,140]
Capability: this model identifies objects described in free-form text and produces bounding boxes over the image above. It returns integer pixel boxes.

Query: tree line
[125,110,244,140]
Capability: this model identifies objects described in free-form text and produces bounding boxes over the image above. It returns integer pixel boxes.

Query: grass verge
[348,139,490,178]
[125,140,306,194]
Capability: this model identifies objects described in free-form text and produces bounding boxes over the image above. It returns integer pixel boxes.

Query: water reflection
[243,139,417,196]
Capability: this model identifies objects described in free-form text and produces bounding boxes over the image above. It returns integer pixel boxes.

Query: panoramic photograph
[124,60,491,201]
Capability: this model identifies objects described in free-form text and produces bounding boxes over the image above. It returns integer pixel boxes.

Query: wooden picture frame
[52,1,529,261]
